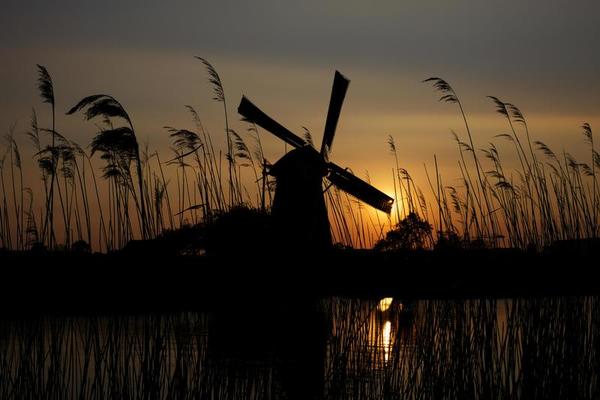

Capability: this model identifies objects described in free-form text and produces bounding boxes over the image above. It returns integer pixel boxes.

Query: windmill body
[238,71,394,252]
[270,145,331,251]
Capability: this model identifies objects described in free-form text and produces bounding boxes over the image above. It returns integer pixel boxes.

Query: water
[1,296,599,399]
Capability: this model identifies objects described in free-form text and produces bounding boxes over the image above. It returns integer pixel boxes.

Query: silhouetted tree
[375,212,432,251]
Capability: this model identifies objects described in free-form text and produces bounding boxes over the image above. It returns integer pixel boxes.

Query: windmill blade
[238,96,306,149]
[327,163,393,213]
[321,71,350,158]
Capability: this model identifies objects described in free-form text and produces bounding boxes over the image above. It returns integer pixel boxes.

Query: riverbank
[1,242,598,314]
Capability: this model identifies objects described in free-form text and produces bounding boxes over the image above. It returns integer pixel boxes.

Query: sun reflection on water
[382,320,392,363]
[378,297,393,312]
[368,297,396,367]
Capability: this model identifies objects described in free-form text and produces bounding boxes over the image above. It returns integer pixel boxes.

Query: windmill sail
[237,71,394,216]
[238,96,306,149]
[327,163,393,213]
[321,71,350,158]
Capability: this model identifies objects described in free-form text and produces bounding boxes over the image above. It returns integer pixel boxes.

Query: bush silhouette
[375,212,432,251]
[205,206,273,257]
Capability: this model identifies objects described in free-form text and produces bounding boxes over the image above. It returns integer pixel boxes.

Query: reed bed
[1,66,598,251]
[420,78,599,250]
[324,296,600,399]
[0,313,275,400]
[0,60,381,252]
[1,297,598,399]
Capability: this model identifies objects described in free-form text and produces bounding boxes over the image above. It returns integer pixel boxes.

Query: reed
[67,94,149,241]
[35,65,59,248]
[195,57,240,207]
[422,78,599,249]
[424,78,499,242]
[1,297,597,399]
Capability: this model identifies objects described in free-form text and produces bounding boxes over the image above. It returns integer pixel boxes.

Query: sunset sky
[2,0,600,234]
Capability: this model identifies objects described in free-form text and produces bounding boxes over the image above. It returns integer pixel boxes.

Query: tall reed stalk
[36,65,57,247]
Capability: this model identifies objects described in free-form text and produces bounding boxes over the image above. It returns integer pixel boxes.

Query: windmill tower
[238,71,393,251]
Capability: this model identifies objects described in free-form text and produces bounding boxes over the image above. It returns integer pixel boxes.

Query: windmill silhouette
[238,71,393,251]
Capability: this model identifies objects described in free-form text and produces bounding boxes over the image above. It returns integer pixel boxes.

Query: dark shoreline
[2,243,599,315]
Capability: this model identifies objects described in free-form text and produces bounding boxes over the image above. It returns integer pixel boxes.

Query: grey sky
[3,0,599,83]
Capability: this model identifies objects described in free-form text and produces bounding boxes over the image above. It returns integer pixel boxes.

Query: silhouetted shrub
[204,206,274,257]
[152,224,205,256]
[434,230,463,251]
[71,240,91,254]
[375,212,432,251]
[29,241,48,254]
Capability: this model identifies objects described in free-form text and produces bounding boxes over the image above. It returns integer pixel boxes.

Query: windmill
[238,71,393,251]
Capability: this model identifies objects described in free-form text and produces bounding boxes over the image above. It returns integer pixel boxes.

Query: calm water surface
[1,296,598,399]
